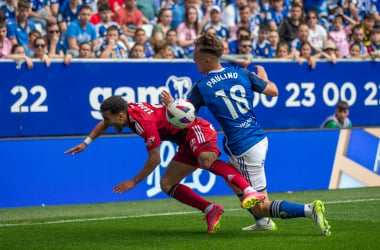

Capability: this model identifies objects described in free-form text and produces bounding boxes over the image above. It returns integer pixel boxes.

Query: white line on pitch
[1,197,379,227]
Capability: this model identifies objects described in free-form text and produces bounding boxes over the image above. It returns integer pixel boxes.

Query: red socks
[210,160,250,191]
[169,184,211,212]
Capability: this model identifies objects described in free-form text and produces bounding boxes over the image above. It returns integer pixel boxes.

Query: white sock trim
[204,204,214,214]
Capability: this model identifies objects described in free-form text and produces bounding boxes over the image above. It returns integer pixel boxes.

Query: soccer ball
[166,99,196,128]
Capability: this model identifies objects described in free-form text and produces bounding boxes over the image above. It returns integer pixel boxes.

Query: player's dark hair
[135,28,145,35]
[337,101,349,111]
[239,5,250,12]
[370,27,380,36]
[11,44,25,53]
[166,28,177,36]
[18,0,31,9]
[46,22,59,29]
[107,25,119,34]
[79,4,92,13]
[98,4,111,12]
[259,22,270,32]
[79,41,92,51]
[291,2,303,10]
[349,42,360,51]
[129,43,145,58]
[153,40,168,54]
[194,33,224,61]
[352,24,362,33]
[0,21,6,29]
[236,26,251,37]
[364,12,375,20]
[101,96,128,114]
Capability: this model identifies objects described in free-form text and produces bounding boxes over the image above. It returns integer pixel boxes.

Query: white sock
[256,217,270,226]
[204,204,214,214]
[243,187,257,194]
[304,204,312,218]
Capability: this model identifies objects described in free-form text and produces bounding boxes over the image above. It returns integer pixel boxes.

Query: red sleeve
[134,120,161,151]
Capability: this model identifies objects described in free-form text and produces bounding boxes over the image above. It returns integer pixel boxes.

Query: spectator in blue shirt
[228,26,251,55]
[57,0,81,34]
[6,0,36,46]
[202,5,230,41]
[95,3,129,49]
[45,22,66,57]
[165,28,184,58]
[95,25,127,58]
[252,22,271,58]
[64,5,98,55]
[28,0,56,34]
[265,0,288,31]
[50,0,69,17]
[0,0,17,21]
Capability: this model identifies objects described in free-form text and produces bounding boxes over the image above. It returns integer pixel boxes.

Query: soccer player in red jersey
[65,96,265,233]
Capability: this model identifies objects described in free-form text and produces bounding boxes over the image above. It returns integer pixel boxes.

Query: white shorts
[229,137,268,192]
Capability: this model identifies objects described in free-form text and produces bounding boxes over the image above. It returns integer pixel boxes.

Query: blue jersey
[6,18,36,46]
[1,4,16,21]
[253,39,271,58]
[64,19,98,48]
[265,8,287,26]
[190,67,267,157]
[57,3,80,25]
[95,21,122,38]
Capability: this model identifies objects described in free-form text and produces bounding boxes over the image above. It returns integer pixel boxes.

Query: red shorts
[172,118,221,167]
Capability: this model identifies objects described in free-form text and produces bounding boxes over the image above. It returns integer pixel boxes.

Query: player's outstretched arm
[160,90,174,106]
[64,121,108,155]
[113,147,161,193]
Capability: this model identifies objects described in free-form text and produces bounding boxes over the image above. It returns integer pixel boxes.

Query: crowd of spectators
[0,0,380,68]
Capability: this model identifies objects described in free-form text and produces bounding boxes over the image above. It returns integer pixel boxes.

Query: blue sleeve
[6,22,16,38]
[189,82,205,112]
[90,25,98,40]
[29,21,36,31]
[241,68,268,93]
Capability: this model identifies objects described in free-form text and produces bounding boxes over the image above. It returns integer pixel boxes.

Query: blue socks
[270,200,306,219]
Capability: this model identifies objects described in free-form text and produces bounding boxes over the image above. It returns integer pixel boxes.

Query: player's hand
[64,142,87,155]
[253,65,269,82]
[24,57,34,69]
[113,179,137,193]
[160,90,174,106]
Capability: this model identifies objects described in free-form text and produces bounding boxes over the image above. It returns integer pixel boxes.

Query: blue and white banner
[1,128,379,208]
[1,60,380,137]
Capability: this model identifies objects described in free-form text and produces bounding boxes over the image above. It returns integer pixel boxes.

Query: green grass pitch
[1,187,379,250]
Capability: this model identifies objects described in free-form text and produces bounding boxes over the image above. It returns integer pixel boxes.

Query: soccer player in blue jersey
[161,33,331,236]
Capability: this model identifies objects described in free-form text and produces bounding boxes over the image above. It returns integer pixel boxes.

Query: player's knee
[160,177,172,194]
[197,152,218,169]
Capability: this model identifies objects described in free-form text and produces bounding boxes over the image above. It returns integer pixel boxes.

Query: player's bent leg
[161,160,224,233]
[197,152,265,209]
[244,190,277,231]
[160,160,196,194]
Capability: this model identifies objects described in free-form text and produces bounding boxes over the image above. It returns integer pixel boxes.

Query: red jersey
[127,103,187,151]
[113,8,143,26]
[108,0,124,13]
[127,103,220,165]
